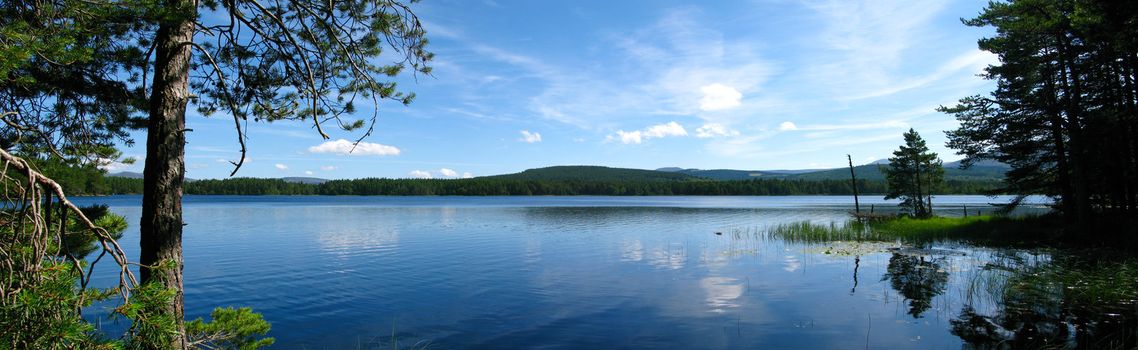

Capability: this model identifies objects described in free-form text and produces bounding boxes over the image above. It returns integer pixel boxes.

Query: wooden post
[848,154,860,215]
[963,204,968,218]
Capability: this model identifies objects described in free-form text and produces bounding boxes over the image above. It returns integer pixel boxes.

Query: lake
[77,195,1090,349]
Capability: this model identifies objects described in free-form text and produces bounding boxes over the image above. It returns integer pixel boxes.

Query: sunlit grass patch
[871,215,1062,244]
[766,215,1062,246]
[766,220,887,243]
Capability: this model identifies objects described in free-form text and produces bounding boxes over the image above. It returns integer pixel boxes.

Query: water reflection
[949,253,1138,349]
[648,243,687,270]
[783,255,801,272]
[699,277,745,313]
[315,227,399,256]
[881,253,949,318]
[620,239,643,262]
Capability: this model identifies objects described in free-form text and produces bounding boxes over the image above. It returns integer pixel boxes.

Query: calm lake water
[76,195,1062,349]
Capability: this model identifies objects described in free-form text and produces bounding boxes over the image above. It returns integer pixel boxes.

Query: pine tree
[2,1,431,347]
[940,0,1138,234]
[883,129,944,218]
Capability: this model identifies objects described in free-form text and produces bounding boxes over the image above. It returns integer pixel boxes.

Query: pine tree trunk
[140,1,196,348]
[914,161,925,217]
[1057,35,1093,231]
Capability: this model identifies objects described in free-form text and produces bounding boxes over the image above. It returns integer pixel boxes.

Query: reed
[766,215,1062,245]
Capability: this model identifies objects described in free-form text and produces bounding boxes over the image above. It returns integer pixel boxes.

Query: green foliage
[940,0,1138,230]
[1,205,128,349]
[118,282,181,349]
[787,162,1007,182]
[186,307,275,350]
[94,175,1000,196]
[765,220,885,243]
[105,176,146,194]
[1,201,273,349]
[766,215,1064,246]
[0,261,119,349]
[7,156,113,195]
[0,0,150,160]
[883,129,944,217]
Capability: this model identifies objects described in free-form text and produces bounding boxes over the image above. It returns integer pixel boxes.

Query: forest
[92,174,1000,196]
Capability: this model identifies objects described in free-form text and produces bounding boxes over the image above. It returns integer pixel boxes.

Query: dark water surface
[76,195,1059,349]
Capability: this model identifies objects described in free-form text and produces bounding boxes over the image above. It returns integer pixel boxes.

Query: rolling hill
[654,168,787,180]
[489,165,700,182]
[657,160,1008,182]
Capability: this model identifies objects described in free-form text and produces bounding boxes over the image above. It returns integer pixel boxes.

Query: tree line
[97,175,1001,196]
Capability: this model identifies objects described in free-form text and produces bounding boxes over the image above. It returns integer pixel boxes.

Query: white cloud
[699,83,743,111]
[308,139,401,156]
[439,168,458,177]
[610,121,688,144]
[304,170,314,175]
[614,130,643,144]
[409,170,432,179]
[519,130,542,143]
[644,121,688,138]
[695,123,740,138]
[320,165,337,171]
[462,172,474,179]
[274,163,288,170]
[97,158,133,172]
[779,121,798,131]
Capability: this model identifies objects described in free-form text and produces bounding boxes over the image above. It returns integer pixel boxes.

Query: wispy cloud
[793,120,909,131]
[800,0,970,101]
[443,8,775,132]
[696,123,740,138]
[274,163,288,171]
[409,170,432,179]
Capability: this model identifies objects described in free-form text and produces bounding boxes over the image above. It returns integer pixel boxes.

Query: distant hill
[282,177,328,185]
[109,171,144,179]
[656,160,1008,182]
[655,168,786,180]
[108,171,328,184]
[784,162,1009,181]
[492,166,699,182]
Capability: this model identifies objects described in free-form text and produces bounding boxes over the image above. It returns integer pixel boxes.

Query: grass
[765,221,876,243]
[766,214,1065,246]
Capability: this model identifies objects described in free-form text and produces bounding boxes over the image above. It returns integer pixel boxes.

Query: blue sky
[108,0,997,180]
